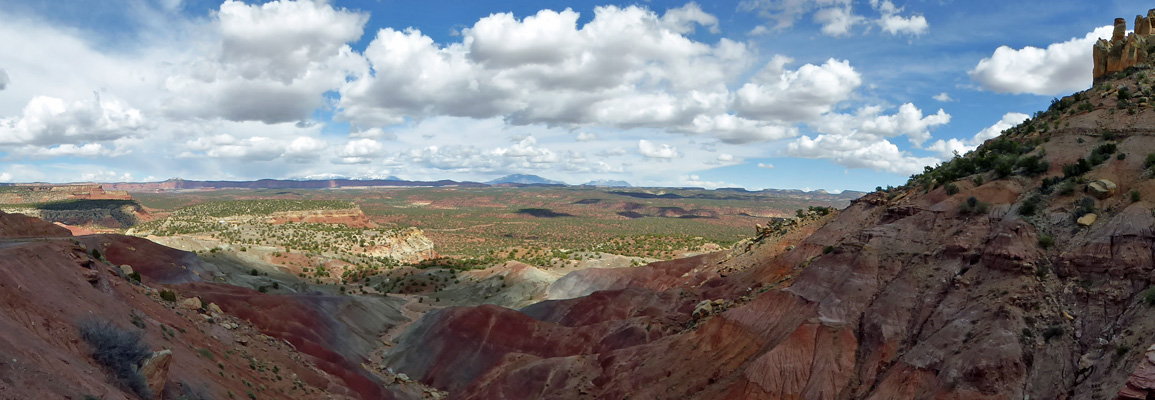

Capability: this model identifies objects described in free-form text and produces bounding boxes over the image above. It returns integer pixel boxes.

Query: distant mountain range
[486,174,566,185]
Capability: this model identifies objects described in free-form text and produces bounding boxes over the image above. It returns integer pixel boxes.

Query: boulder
[692,300,713,318]
[119,265,134,276]
[1088,179,1117,199]
[140,350,172,397]
[206,302,223,316]
[179,297,202,310]
[1078,213,1098,226]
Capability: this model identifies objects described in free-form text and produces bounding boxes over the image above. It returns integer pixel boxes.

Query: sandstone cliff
[1094,11,1155,81]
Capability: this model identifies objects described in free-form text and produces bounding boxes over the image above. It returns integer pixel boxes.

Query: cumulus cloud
[638,140,681,160]
[339,4,750,133]
[15,143,118,159]
[181,132,327,163]
[808,103,949,145]
[786,134,939,174]
[576,132,598,142]
[785,102,949,173]
[717,153,735,162]
[872,0,928,36]
[933,92,952,102]
[757,162,775,168]
[741,0,928,37]
[969,26,1113,95]
[926,112,1029,158]
[0,94,145,146]
[814,6,863,37]
[733,58,862,122]
[335,138,384,164]
[163,0,369,124]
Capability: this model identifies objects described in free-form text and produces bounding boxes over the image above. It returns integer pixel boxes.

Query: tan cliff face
[1094,11,1155,81]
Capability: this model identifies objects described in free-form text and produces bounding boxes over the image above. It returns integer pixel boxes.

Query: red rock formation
[0,210,72,238]
[1094,11,1155,81]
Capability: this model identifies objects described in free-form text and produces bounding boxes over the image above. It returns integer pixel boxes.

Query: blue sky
[0,0,1145,191]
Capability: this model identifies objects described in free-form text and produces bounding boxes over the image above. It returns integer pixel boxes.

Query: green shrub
[1146,153,1155,169]
[1118,153,1127,160]
[1038,234,1055,249]
[1057,181,1076,196]
[822,245,835,254]
[91,248,102,260]
[959,196,989,215]
[1019,196,1042,217]
[78,320,151,398]
[1132,190,1141,202]
[1143,287,1155,306]
[944,183,959,195]
[972,176,984,186]
[159,289,177,302]
[1074,196,1096,218]
[128,272,141,282]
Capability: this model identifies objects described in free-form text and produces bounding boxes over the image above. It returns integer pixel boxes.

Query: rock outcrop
[1094,11,1155,81]
[140,349,172,397]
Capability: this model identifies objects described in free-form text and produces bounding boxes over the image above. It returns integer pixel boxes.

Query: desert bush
[944,183,959,195]
[1147,153,1155,169]
[1132,190,1141,202]
[959,196,989,215]
[1074,197,1096,219]
[159,289,177,302]
[91,248,102,260]
[1038,234,1055,249]
[1019,196,1042,217]
[1143,287,1155,306]
[78,320,152,398]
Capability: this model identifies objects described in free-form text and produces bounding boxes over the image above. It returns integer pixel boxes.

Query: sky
[0,0,1146,191]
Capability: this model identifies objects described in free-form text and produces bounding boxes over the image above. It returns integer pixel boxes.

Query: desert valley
[6,1,1155,399]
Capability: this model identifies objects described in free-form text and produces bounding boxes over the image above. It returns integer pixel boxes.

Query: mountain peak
[486,174,565,185]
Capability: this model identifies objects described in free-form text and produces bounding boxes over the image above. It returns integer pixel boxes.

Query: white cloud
[282,136,327,162]
[0,172,10,182]
[734,58,862,121]
[807,103,949,145]
[16,143,117,159]
[814,6,863,37]
[576,132,598,142]
[717,153,735,162]
[637,140,681,160]
[786,134,939,174]
[758,162,775,168]
[741,0,928,37]
[339,5,751,136]
[162,0,369,124]
[335,138,384,164]
[932,92,952,102]
[659,3,720,34]
[0,94,146,146]
[926,112,1029,158]
[969,26,1113,95]
[873,0,928,36]
[79,170,135,182]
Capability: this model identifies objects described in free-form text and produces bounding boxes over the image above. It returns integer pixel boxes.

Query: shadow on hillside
[516,208,573,218]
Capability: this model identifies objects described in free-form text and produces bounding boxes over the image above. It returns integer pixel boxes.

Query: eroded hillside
[373,53,1155,399]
